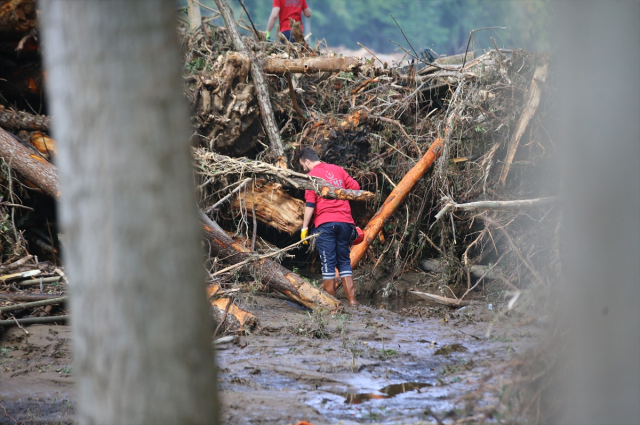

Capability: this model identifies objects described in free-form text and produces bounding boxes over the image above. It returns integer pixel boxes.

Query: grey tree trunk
[555,1,640,423]
[40,1,219,424]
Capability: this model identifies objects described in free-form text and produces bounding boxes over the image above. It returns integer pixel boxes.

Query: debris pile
[184,2,559,328]
[0,0,560,342]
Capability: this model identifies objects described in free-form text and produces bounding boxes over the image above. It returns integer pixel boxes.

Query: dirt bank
[1,295,540,424]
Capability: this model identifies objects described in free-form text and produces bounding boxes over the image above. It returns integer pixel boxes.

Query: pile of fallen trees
[0,0,560,333]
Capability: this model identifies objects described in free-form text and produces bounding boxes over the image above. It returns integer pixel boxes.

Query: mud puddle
[216,295,541,424]
[0,293,541,424]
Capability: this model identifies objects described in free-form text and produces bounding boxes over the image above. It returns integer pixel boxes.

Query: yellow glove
[301,227,309,245]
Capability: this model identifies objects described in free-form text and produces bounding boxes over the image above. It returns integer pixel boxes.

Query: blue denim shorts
[312,222,354,280]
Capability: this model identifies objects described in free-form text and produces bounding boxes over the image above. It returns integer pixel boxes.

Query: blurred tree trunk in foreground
[40,1,219,423]
[555,1,640,423]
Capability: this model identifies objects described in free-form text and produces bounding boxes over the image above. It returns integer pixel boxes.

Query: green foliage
[192,0,552,55]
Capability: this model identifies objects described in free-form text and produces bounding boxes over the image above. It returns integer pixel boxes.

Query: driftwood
[232,181,303,235]
[213,0,286,166]
[0,255,33,272]
[0,296,67,313]
[499,60,549,186]
[0,315,68,327]
[410,291,474,307]
[0,109,50,132]
[196,148,375,201]
[433,196,560,224]
[200,211,342,311]
[206,284,257,332]
[0,126,59,197]
[350,126,451,268]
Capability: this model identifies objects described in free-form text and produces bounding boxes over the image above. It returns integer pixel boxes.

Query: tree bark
[232,181,304,235]
[0,126,59,197]
[213,0,286,166]
[200,211,342,312]
[350,128,450,268]
[499,60,549,186]
[206,284,257,332]
[41,1,219,423]
[0,109,50,132]
[186,0,201,30]
[263,56,361,74]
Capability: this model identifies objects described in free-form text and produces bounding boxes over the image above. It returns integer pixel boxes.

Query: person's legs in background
[335,223,357,306]
[313,223,339,296]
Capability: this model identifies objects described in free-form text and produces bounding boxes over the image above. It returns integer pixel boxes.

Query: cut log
[350,126,451,268]
[263,56,361,75]
[200,211,342,312]
[206,284,257,332]
[213,0,286,166]
[0,126,60,197]
[0,109,50,132]
[195,148,375,201]
[232,181,304,235]
[30,131,58,158]
[498,60,549,186]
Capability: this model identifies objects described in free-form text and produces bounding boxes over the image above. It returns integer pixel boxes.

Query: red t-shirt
[273,0,308,33]
[305,163,360,228]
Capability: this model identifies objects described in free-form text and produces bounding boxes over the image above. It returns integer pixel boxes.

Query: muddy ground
[0,291,540,425]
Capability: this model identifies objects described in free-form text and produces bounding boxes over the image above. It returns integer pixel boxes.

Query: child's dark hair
[297,146,320,162]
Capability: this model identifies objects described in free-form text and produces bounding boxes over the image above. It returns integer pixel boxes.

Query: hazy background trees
[186,0,551,55]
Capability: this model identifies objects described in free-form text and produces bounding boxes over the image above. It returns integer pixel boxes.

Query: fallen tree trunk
[0,109,50,132]
[232,181,304,235]
[195,148,375,201]
[213,0,286,166]
[263,56,361,75]
[350,126,451,268]
[0,126,59,197]
[206,284,257,332]
[499,60,549,186]
[200,211,342,311]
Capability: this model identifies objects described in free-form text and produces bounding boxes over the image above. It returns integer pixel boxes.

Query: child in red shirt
[266,0,311,42]
[298,147,359,306]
